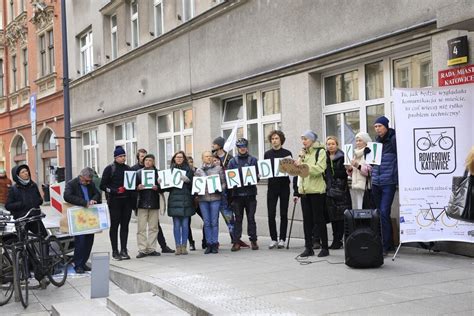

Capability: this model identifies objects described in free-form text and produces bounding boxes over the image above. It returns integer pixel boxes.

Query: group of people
[8,115,474,273]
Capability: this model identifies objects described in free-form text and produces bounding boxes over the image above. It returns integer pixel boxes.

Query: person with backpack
[325,136,351,250]
[131,148,175,254]
[228,138,260,251]
[293,131,329,257]
[100,146,133,261]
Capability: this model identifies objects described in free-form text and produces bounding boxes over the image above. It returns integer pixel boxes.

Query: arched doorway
[39,129,57,184]
[11,135,27,167]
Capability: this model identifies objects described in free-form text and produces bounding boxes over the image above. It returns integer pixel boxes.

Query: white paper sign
[123,171,136,190]
[171,169,185,189]
[225,168,241,188]
[257,159,273,179]
[241,166,257,185]
[141,169,155,189]
[365,142,383,165]
[158,169,173,189]
[343,144,354,165]
[274,158,288,177]
[207,175,222,193]
[191,177,206,195]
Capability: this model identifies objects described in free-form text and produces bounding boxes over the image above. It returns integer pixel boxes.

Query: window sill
[35,72,57,96]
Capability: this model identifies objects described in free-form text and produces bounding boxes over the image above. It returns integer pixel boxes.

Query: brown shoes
[231,243,241,252]
[251,241,259,250]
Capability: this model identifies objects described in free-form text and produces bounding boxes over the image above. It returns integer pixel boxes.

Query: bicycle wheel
[46,236,68,287]
[416,210,433,227]
[14,249,29,308]
[441,212,458,228]
[439,136,453,150]
[416,137,431,151]
[0,250,14,306]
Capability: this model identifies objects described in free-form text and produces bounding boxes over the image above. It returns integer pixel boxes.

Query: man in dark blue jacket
[64,167,101,273]
[228,138,259,251]
[371,116,398,256]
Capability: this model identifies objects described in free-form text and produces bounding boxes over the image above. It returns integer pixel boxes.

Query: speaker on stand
[344,209,384,268]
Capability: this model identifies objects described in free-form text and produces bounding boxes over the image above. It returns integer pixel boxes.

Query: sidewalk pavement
[4,206,474,315]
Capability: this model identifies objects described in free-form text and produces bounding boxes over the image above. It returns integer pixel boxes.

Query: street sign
[30,94,37,146]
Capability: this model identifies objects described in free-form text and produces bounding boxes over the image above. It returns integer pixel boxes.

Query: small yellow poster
[67,204,110,236]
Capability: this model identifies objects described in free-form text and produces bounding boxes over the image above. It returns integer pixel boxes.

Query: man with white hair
[64,167,101,273]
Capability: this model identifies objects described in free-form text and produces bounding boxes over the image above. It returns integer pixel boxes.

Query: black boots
[299,247,315,257]
[329,240,343,249]
[317,248,329,257]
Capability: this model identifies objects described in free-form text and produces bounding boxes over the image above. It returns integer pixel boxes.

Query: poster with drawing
[394,85,474,243]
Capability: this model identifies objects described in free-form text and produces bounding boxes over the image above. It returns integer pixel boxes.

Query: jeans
[231,196,257,243]
[372,184,396,251]
[199,200,221,244]
[108,198,132,252]
[74,234,94,269]
[301,194,328,249]
[267,184,290,241]
[172,216,190,246]
[219,192,235,240]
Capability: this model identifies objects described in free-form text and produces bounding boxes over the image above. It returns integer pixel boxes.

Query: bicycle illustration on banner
[416,130,454,151]
[416,202,459,228]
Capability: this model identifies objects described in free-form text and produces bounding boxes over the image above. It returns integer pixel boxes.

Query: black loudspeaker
[55,167,65,183]
[344,209,383,268]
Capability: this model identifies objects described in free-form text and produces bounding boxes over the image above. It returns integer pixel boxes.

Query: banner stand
[392,243,403,261]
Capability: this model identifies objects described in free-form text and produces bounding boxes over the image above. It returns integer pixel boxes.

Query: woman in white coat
[347,132,372,209]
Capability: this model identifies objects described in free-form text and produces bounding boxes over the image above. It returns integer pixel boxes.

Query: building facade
[65,0,474,252]
[0,0,65,186]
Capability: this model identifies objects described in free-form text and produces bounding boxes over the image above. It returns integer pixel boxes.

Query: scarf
[354,147,365,158]
[18,177,31,186]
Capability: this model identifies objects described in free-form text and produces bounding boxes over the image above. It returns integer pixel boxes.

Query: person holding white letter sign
[193,151,226,254]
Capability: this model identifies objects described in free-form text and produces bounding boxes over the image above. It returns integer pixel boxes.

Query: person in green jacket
[294,130,329,257]
[167,151,195,255]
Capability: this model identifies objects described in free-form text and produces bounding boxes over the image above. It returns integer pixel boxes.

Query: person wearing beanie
[134,154,163,258]
[293,130,329,257]
[347,132,373,209]
[372,116,398,256]
[130,149,175,254]
[227,138,260,251]
[100,146,133,261]
[212,136,233,168]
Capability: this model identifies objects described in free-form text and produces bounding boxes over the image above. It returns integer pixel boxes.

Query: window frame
[130,0,139,49]
[321,48,432,147]
[82,129,99,173]
[22,48,28,88]
[220,87,281,159]
[154,0,164,37]
[114,121,137,165]
[156,107,194,170]
[11,54,17,92]
[182,0,195,22]
[110,14,118,60]
[79,30,94,75]
[47,30,55,74]
[0,59,4,97]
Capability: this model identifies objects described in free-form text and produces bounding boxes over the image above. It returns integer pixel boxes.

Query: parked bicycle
[416,202,458,228]
[0,208,70,308]
[416,131,454,151]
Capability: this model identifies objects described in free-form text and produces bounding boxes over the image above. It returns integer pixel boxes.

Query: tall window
[322,50,432,144]
[80,30,93,75]
[111,15,118,59]
[13,136,27,166]
[11,55,17,92]
[42,130,57,184]
[47,30,54,73]
[39,34,47,76]
[20,0,25,13]
[221,88,281,158]
[182,0,194,22]
[9,0,14,22]
[157,108,193,169]
[83,130,99,172]
[22,48,28,87]
[154,0,163,37]
[130,1,139,48]
[114,122,137,164]
[0,59,4,97]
